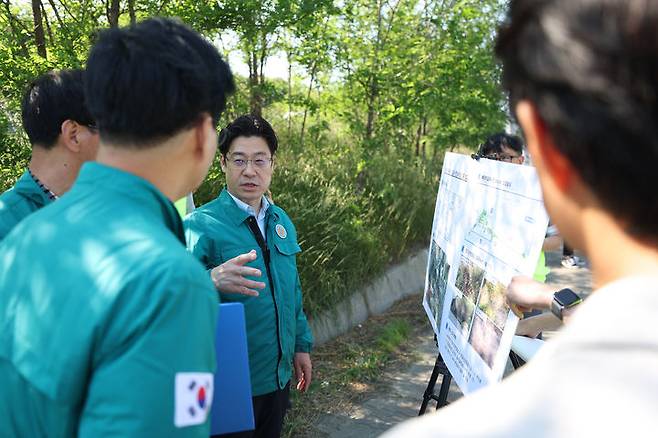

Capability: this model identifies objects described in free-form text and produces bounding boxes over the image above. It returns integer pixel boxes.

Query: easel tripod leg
[419,354,452,415]
[418,355,442,415]
[436,372,451,409]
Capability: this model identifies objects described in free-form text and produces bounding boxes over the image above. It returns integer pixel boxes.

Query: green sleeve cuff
[295,342,313,353]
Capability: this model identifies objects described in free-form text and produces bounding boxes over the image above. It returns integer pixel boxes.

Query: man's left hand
[293,352,312,392]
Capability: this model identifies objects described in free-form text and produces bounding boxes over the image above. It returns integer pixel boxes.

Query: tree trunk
[46,0,65,29]
[300,62,317,148]
[248,50,262,116]
[287,49,292,139]
[414,120,422,156]
[254,32,268,116]
[365,93,376,139]
[41,1,54,45]
[4,1,30,56]
[107,0,120,28]
[259,32,266,89]
[128,0,136,24]
[364,0,384,140]
[421,116,428,158]
[31,0,47,59]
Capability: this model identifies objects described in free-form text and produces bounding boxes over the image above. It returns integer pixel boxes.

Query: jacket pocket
[273,241,301,256]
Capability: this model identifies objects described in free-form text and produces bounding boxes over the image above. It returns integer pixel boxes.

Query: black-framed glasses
[484,153,521,162]
[85,122,99,133]
[226,156,273,169]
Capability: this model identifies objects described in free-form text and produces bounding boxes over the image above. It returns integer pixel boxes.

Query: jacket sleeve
[0,202,23,242]
[183,215,213,270]
[78,262,218,437]
[294,273,314,353]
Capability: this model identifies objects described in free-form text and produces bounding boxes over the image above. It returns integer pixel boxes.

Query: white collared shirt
[226,191,270,240]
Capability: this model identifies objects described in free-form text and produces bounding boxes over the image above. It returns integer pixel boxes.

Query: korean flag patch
[174,372,214,428]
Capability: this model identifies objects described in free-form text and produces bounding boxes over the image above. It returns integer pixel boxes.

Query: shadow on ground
[313,249,592,437]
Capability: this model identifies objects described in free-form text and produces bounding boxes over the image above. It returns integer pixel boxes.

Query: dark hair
[218,114,278,156]
[479,132,524,157]
[21,69,94,149]
[496,0,658,238]
[85,18,234,146]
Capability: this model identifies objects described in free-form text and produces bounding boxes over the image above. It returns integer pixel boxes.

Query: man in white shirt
[384,0,658,436]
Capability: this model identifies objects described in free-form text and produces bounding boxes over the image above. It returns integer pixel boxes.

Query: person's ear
[60,120,82,153]
[193,114,216,161]
[219,154,227,173]
[516,100,573,193]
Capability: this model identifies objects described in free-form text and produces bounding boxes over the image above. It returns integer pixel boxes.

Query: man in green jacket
[185,114,314,438]
[0,18,234,436]
[0,68,99,240]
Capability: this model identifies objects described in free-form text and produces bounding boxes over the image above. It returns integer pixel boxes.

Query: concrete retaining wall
[310,247,429,346]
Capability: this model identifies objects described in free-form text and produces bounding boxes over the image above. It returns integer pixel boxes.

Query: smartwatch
[551,288,582,321]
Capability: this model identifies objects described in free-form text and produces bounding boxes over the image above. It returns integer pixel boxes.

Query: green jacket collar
[217,188,281,226]
[14,170,53,209]
[76,162,185,244]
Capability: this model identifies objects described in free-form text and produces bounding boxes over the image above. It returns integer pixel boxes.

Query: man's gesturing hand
[210,250,266,296]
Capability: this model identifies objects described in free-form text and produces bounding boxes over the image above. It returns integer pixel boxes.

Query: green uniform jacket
[0,170,54,240]
[185,189,313,396]
[0,163,218,437]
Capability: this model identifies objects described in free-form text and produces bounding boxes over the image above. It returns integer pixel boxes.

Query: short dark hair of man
[479,132,524,157]
[85,18,234,146]
[495,0,658,238]
[218,114,278,157]
[21,69,94,149]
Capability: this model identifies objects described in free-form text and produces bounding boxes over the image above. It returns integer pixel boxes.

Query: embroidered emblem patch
[275,224,287,239]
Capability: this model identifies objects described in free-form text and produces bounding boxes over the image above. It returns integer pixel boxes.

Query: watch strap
[551,296,564,321]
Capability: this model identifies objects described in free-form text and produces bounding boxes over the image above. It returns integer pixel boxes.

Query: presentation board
[422,152,549,393]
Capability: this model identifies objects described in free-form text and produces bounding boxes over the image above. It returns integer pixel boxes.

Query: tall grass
[195,134,441,317]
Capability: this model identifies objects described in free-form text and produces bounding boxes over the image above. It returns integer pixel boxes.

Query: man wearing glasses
[0,69,99,240]
[477,132,560,284]
[185,114,313,438]
[477,132,525,164]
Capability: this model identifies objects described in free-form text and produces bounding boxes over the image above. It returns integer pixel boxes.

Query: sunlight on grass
[282,317,414,437]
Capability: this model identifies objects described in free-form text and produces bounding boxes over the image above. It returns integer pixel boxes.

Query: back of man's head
[21,69,94,150]
[496,0,658,239]
[85,18,234,147]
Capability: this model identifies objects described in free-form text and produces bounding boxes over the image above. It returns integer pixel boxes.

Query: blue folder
[210,303,255,435]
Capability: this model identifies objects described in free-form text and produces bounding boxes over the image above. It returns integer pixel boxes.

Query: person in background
[185,114,313,438]
[561,243,584,268]
[0,69,99,240]
[479,132,581,338]
[478,132,525,164]
[478,132,561,283]
[0,18,234,436]
[384,0,658,435]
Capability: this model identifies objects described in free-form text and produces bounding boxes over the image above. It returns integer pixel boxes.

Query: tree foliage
[0,0,509,315]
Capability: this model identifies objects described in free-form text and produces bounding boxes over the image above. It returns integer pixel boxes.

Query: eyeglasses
[85,122,99,133]
[226,156,273,169]
[484,153,521,163]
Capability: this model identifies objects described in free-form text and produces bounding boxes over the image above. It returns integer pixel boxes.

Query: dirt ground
[283,293,433,437]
